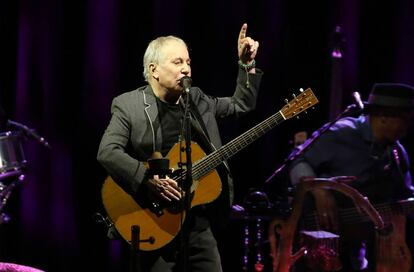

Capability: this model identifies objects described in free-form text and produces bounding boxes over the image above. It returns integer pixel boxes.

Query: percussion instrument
[0,131,26,225]
[0,131,26,178]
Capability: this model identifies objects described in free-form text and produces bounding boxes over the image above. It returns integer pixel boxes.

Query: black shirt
[156,98,183,156]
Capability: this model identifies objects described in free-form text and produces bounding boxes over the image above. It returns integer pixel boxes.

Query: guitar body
[101,141,222,251]
[376,214,412,272]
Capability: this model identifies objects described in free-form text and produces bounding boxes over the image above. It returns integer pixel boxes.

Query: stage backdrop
[1,0,413,271]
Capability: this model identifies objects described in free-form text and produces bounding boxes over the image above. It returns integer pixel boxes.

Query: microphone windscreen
[180,76,192,90]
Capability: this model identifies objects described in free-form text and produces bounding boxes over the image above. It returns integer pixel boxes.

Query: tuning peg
[284,98,289,104]
[292,93,297,99]
[299,88,304,93]
[296,115,300,119]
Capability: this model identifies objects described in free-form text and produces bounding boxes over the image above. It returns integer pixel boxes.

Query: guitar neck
[304,198,414,228]
[192,111,285,180]
[184,87,318,181]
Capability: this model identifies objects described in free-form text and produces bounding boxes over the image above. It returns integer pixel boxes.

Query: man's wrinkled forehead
[159,40,188,60]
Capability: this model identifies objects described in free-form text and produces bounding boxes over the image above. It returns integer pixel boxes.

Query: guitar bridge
[149,201,164,217]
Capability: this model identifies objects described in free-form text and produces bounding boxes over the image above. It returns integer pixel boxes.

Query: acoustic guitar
[270,198,414,271]
[304,198,413,272]
[102,88,318,251]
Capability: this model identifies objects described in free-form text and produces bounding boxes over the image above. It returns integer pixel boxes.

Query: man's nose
[181,64,191,74]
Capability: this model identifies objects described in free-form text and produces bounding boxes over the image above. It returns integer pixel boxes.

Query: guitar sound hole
[165,194,195,214]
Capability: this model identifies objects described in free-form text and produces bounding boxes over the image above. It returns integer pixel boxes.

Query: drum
[0,131,27,175]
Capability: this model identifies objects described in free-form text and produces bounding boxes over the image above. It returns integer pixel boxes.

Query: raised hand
[238,23,259,64]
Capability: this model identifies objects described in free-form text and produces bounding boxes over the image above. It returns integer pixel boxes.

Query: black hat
[367,83,414,108]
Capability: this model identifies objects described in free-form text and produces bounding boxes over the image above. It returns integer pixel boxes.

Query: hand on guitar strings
[146,175,182,202]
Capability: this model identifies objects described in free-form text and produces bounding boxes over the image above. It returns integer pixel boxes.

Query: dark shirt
[292,115,414,203]
[156,97,207,157]
[156,98,183,156]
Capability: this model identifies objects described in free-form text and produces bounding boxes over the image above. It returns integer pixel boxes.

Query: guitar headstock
[281,88,319,120]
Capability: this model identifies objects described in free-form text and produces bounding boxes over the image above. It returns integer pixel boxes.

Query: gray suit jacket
[97,68,263,217]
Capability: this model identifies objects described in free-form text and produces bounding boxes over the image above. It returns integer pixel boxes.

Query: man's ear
[149,63,158,79]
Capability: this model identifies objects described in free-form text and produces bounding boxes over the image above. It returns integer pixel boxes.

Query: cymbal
[0,262,44,272]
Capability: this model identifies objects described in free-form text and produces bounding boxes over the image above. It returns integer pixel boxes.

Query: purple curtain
[1,0,414,271]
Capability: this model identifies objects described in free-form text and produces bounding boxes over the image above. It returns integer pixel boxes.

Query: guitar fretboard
[193,111,285,180]
[174,88,317,183]
[303,198,414,229]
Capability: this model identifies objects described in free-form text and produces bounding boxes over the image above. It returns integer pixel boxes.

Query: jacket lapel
[142,86,162,153]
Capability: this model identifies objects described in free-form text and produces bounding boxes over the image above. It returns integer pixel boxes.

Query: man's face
[382,111,414,142]
[152,40,191,95]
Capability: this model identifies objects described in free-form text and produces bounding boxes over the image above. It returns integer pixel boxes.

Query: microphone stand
[8,120,51,148]
[265,104,361,183]
[180,91,193,272]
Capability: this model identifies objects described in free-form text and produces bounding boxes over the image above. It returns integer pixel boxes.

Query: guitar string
[174,111,285,183]
[170,94,314,200]
[301,203,408,248]
[335,201,414,223]
[187,96,314,180]
[303,201,414,228]
[195,112,285,176]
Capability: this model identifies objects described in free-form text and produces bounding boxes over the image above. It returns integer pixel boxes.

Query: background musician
[289,83,414,271]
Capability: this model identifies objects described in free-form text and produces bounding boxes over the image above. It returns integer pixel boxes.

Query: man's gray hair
[142,36,187,82]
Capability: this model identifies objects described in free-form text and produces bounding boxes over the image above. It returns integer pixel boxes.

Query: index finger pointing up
[238,23,247,41]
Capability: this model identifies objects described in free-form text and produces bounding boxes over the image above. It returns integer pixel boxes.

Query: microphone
[179,76,192,93]
[352,91,364,111]
[8,120,51,149]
